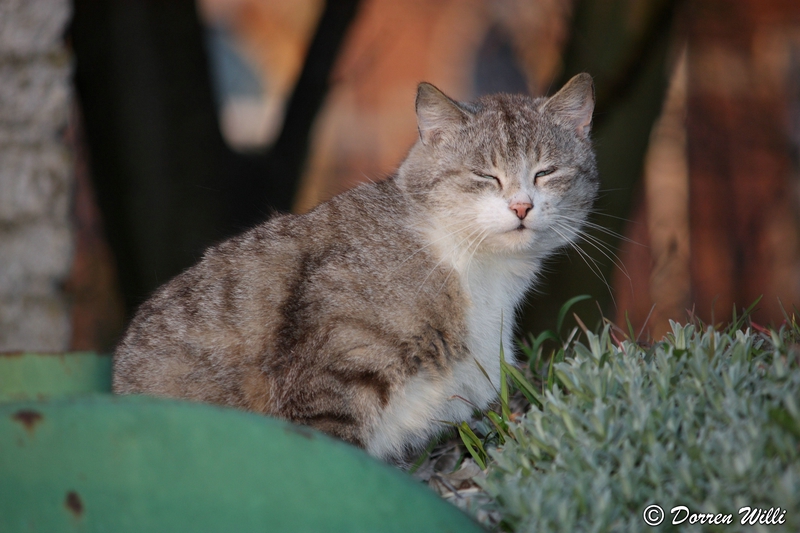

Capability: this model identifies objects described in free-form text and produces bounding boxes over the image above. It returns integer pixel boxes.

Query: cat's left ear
[415,83,470,146]
[542,73,595,138]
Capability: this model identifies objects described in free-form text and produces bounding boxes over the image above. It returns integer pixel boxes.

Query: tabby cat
[113,73,598,462]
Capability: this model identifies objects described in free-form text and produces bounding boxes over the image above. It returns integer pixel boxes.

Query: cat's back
[112,178,460,405]
[112,207,306,401]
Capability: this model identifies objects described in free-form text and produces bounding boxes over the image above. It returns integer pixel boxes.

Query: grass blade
[557,295,591,335]
[486,411,509,442]
[499,338,512,422]
[458,422,487,469]
[502,360,543,409]
[529,330,559,374]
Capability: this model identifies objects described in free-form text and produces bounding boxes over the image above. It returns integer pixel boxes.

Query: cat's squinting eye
[474,172,500,184]
[534,168,556,180]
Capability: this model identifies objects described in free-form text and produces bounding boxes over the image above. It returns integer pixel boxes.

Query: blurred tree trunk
[612,49,691,338]
[611,0,800,336]
[0,0,74,351]
[684,0,800,326]
[65,106,126,352]
[72,0,230,316]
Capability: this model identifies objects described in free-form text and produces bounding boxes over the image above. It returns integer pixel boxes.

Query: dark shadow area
[70,0,360,317]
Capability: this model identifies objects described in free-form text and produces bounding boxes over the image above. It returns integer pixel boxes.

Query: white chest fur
[456,254,537,403]
[365,250,538,460]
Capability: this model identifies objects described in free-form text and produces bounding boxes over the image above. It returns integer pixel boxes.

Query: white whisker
[436,227,491,297]
[551,225,617,306]
[552,211,640,246]
[554,221,630,280]
[414,224,485,298]
[389,220,483,278]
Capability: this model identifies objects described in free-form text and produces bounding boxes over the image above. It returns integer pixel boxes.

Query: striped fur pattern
[113,74,598,462]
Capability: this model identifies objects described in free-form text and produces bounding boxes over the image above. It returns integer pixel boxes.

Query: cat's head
[398,73,598,259]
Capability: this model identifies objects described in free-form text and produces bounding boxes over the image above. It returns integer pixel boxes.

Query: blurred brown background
[1,0,799,353]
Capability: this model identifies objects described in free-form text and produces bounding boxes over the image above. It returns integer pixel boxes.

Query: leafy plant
[475,316,800,532]
[455,296,589,474]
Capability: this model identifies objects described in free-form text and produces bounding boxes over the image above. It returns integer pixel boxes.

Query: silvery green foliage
[480,322,800,532]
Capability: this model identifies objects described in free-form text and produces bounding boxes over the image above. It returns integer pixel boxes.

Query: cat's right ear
[415,83,469,146]
[542,73,595,138]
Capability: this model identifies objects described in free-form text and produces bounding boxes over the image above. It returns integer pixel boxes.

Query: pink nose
[510,201,532,220]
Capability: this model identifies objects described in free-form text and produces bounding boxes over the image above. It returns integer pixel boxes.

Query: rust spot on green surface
[12,410,43,433]
[65,491,84,517]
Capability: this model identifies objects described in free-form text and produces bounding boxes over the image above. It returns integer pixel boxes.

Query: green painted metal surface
[0,352,112,402]
[0,354,485,533]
